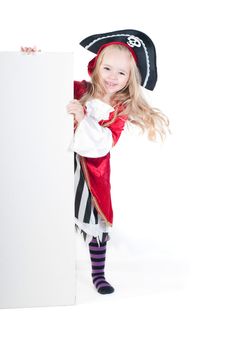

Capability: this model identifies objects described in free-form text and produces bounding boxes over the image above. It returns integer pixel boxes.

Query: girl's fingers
[20,46,41,53]
[70,99,81,104]
[21,47,30,53]
[66,106,76,113]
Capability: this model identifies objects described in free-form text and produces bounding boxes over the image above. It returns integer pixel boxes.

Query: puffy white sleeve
[67,99,114,158]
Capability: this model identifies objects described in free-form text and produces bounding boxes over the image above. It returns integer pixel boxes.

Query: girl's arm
[68,112,127,158]
[99,115,128,147]
[69,115,113,157]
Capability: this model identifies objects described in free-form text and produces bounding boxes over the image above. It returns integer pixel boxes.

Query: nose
[108,70,117,80]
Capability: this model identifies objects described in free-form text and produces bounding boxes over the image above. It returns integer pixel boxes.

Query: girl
[21,29,169,295]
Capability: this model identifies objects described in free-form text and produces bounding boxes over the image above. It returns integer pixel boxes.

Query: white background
[0,0,232,349]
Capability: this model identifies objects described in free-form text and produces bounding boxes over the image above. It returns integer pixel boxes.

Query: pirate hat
[79,29,158,91]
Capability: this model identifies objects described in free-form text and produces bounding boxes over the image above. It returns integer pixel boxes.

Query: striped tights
[88,237,114,294]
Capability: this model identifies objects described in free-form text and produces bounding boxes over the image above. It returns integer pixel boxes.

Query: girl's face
[98,48,131,96]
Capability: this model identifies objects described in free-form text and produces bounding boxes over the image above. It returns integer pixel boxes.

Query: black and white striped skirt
[74,153,111,246]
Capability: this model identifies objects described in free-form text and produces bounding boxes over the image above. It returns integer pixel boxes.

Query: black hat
[79,29,158,91]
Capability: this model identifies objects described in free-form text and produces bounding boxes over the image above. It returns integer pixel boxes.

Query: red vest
[74,80,128,225]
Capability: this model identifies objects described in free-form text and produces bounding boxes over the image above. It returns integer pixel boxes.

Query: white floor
[1,232,231,350]
[75,235,190,305]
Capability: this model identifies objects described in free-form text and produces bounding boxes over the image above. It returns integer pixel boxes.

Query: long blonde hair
[80,45,169,141]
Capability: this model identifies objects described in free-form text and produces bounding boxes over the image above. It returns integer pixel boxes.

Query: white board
[0,52,76,308]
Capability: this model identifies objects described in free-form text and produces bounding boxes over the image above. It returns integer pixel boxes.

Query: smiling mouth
[105,81,117,87]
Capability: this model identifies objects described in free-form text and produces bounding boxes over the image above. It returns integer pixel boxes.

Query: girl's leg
[88,236,114,294]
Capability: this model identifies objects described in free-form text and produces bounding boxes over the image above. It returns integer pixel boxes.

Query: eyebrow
[103,64,128,73]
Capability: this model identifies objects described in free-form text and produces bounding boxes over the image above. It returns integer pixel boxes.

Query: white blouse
[68,98,115,158]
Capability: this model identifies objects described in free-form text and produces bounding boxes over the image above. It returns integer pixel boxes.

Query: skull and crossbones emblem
[127,35,142,48]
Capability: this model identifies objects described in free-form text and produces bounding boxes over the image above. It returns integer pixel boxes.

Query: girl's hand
[66,100,85,126]
[20,46,41,54]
